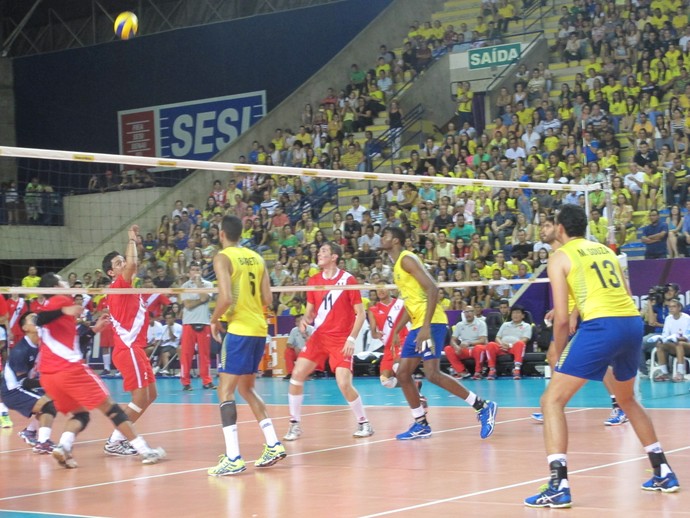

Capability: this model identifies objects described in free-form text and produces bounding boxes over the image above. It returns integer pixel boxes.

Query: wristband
[346,336,356,344]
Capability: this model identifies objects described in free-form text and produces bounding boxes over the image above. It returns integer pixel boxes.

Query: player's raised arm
[122,224,139,283]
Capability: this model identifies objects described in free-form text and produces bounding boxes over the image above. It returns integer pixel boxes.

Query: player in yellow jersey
[525,205,679,508]
[208,215,286,476]
[381,227,497,441]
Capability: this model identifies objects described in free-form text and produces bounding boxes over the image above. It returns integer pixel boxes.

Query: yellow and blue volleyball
[114,11,138,40]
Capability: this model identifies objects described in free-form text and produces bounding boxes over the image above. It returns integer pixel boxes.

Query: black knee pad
[72,412,91,432]
[39,400,57,418]
[107,404,129,427]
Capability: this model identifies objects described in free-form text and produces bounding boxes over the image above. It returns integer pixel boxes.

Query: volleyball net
[0,144,601,297]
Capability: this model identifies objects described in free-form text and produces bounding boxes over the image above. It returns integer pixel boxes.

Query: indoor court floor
[0,376,688,517]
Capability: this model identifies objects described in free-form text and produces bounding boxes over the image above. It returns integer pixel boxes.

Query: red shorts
[113,346,156,392]
[379,342,402,372]
[40,363,110,414]
[299,334,352,372]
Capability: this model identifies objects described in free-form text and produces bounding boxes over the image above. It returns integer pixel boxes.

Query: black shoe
[202,383,216,390]
[182,384,192,391]
[101,369,111,376]
[283,374,291,380]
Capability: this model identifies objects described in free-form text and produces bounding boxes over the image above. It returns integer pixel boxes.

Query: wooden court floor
[0,378,688,517]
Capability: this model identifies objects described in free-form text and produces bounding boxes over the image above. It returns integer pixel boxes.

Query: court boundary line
[0,510,106,518]
[0,408,597,502]
[358,444,690,517]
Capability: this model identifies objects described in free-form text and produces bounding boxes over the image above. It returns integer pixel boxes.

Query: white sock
[259,418,279,446]
[109,429,127,442]
[103,353,111,370]
[348,396,367,423]
[60,431,76,451]
[27,416,39,432]
[288,393,303,422]
[223,424,240,459]
[0,403,8,413]
[644,442,672,476]
[464,391,477,407]
[411,406,426,419]
[38,427,51,443]
[129,435,151,454]
[660,365,669,374]
[547,453,567,465]
[678,363,686,375]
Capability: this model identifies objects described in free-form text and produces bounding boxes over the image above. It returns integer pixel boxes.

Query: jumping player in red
[35,272,164,468]
[284,242,373,441]
[101,225,158,456]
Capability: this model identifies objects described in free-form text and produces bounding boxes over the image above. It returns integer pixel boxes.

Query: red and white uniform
[7,297,27,346]
[106,276,154,391]
[95,297,114,348]
[143,293,171,320]
[37,295,110,414]
[300,269,362,371]
[369,298,408,371]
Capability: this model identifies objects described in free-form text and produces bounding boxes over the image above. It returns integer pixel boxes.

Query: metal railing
[370,103,426,173]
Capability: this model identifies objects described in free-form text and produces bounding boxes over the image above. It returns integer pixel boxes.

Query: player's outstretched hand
[128,224,139,240]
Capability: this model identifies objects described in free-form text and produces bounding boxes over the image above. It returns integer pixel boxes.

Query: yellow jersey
[220,246,268,337]
[393,250,447,329]
[559,238,638,322]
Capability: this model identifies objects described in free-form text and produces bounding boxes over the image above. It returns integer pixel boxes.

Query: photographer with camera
[639,283,681,377]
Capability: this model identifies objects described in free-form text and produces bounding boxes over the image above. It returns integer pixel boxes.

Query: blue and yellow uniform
[393,250,448,360]
[556,239,642,381]
[218,246,268,375]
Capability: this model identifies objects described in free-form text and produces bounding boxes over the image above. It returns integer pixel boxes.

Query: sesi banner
[118,91,266,160]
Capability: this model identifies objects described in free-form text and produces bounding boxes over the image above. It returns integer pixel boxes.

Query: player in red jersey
[141,276,171,320]
[35,272,164,468]
[7,293,28,347]
[283,242,374,441]
[368,288,408,386]
[101,225,158,457]
[94,293,116,375]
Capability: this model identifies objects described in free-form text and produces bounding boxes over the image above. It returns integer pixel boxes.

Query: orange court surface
[0,377,688,517]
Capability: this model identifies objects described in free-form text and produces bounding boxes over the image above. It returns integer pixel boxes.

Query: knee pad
[72,412,91,432]
[380,375,398,389]
[39,400,57,418]
[106,404,129,427]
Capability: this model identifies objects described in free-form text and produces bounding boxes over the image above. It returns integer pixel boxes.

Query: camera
[648,285,667,306]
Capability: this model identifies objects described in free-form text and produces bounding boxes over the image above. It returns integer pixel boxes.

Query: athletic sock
[129,435,152,455]
[610,395,619,410]
[109,429,127,443]
[288,393,303,422]
[0,403,8,413]
[259,418,279,446]
[59,431,76,451]
[465,391,486,411]
[222,424,240,460]
[38,427,51,443]
[348,396,368,423]
[27,416,39,432]
[103,353,111,371]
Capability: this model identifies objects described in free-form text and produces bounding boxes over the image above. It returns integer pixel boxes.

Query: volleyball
[114,11,138,40]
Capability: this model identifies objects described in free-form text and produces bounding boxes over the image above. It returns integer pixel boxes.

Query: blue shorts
[218,333,266,376]
[401,324,448,361]
[1,387,44,418]
[556,316,643,382]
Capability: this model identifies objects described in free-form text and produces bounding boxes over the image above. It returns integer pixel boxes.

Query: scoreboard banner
[118,91,266,161]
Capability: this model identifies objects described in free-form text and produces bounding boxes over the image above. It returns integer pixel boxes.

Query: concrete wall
[210,0,447,165]
[0,57,16,183]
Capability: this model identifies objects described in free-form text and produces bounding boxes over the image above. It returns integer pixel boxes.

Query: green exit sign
[468,43,521,70]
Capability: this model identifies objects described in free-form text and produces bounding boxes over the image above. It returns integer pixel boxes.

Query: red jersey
[143,293,172,319]
[37,295,82,375]
[7,297,28,346]
[30,298,48,313]
[307,269,361,340]
[369,298,409,348]
[95,297,114,347]
[107,276,149,349]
